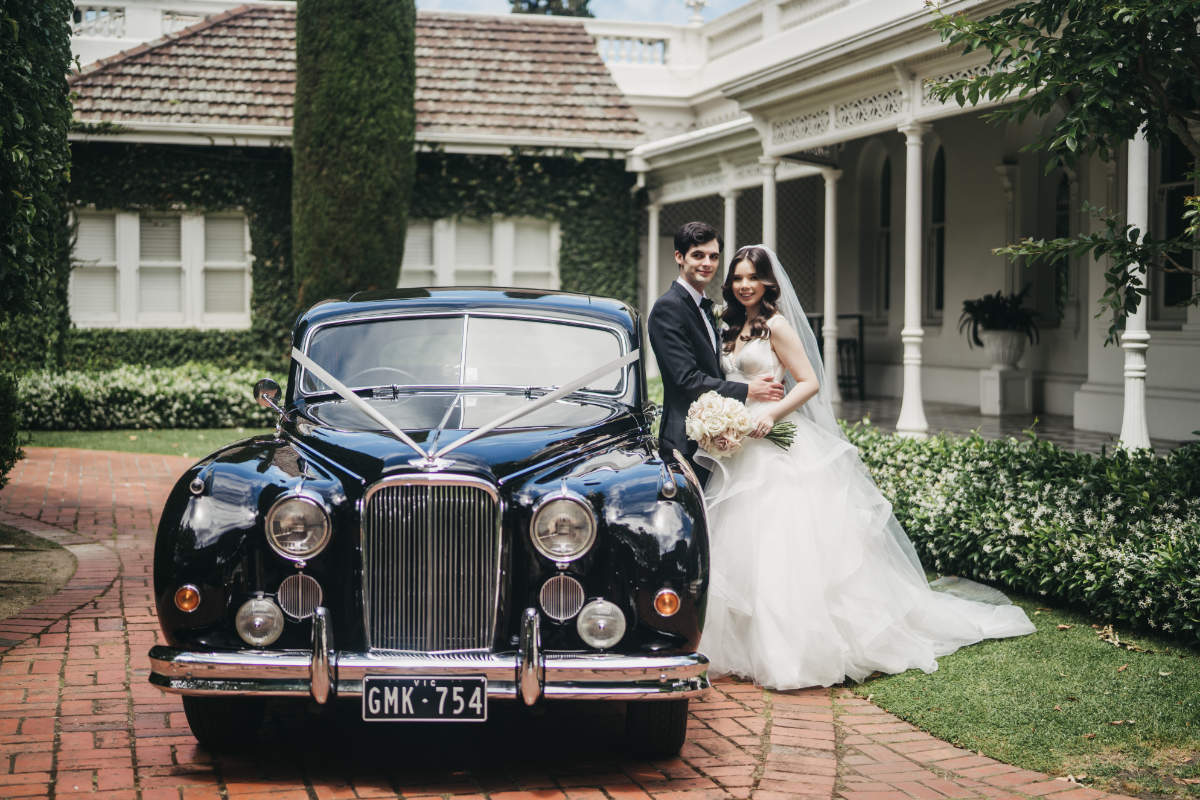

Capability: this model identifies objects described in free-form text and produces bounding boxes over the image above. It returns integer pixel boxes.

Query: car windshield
[300,314,627,395]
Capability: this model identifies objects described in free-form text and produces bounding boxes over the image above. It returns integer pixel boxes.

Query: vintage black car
[148,288,711,755]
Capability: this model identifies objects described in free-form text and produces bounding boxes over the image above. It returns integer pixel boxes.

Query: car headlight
[576,598,626,649]
[264,494,331,561]
[530,492,596,561]
[235,595,284,646]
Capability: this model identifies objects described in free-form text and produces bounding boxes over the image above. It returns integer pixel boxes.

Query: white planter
[978,329,1027,368]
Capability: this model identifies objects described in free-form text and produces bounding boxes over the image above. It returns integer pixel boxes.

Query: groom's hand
[747,374,785,403]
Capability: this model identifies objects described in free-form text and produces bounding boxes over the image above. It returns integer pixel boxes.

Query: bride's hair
[720,246,781,353]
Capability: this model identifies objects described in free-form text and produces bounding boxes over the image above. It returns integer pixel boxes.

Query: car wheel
[181,696,266,752]
[625,698,689,757]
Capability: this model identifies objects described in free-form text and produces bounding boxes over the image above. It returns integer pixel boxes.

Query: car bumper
[148,607,709,704]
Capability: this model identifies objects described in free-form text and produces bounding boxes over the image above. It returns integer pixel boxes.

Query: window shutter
[70,268,118,318]
[455,220,492,267]
[140,215,181,262]
[140,267,182,313]
[75,214,116,263]
[204,270,245,314]
[204,217,245,262]
[403,221,433,268]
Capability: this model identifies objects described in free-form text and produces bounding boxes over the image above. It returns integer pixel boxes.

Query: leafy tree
[510,0,593,17]
[293,0,416,307]
[930,1,1200,343]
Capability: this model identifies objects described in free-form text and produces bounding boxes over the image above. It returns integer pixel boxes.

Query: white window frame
[399,216,562,290]
[68,209,252,329]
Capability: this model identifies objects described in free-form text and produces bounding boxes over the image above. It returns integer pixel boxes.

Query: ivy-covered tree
[930,1,1200,343]
[292,0,416,307]
[510,0,593,17]
[0,0,74,486]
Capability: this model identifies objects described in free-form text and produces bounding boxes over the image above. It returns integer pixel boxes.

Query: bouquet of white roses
[684,390,796,458]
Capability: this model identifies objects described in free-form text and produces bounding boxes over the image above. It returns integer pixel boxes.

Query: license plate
[362,676,487,722]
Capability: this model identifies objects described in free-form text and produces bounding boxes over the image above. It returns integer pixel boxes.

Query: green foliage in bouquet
[847,422,1200,643]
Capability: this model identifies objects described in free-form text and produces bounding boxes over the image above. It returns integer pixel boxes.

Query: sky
[415,0,750,24]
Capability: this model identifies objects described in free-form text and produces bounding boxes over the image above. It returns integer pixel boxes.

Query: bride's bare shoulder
[765,313,793,331]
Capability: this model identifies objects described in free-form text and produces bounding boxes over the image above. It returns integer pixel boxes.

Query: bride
[697,245,1035,690]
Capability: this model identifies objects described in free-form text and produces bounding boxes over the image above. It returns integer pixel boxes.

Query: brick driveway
[0,448,1133,800]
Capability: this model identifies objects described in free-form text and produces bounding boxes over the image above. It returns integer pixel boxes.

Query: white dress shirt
[676,277,718,353]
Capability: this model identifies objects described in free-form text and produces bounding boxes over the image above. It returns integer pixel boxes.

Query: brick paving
[0,447,1138,800]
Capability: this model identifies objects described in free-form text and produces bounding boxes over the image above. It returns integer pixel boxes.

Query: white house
[68,0,1200,444]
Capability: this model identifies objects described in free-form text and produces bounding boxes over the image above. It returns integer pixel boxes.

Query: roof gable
[69,5,642,149]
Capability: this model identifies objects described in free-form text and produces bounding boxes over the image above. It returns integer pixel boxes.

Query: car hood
[285,394,642,487]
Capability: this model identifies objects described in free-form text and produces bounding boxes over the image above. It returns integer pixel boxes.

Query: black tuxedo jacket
[648,281,749,468]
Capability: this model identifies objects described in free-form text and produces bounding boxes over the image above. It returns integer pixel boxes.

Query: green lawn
[24,427,271,458]
[857,595,1199,799]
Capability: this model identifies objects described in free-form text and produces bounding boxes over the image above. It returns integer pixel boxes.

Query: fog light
[653,588,680,617]
[576,599,626,649]
[235,595,284,646]
[174,584,201,613]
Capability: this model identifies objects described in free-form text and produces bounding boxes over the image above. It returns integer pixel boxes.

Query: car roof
[295,287,638,337]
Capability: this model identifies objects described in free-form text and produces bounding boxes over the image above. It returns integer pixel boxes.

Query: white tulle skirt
[697,412,1035,690]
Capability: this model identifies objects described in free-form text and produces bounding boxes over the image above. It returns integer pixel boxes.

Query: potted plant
[957,287,1039,368]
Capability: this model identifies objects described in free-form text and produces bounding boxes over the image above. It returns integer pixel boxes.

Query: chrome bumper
[149,607,708,704]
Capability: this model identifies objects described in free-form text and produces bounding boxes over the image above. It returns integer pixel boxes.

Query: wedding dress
[697,251,1035,691]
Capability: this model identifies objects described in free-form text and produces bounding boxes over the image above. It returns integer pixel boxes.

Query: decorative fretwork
[921,64,993,105]
[772,109,830,145]
[72,5,125,37]
[835,89,905,128]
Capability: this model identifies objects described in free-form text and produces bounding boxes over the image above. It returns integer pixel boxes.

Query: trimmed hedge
[847,423,1200,643]
[17,364,285,430]
[0,374,21,492]
[60,328,279,372]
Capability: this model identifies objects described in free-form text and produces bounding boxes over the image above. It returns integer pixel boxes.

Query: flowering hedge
[17,364,285,430]
[846,423,1200,643]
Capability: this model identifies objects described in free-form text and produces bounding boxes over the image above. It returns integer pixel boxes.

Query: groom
[648,221,784,481]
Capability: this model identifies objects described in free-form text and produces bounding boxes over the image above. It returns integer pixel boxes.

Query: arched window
[925,146,946,320]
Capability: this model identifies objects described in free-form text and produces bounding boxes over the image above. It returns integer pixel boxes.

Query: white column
[759,156,779,251]
[1120,130,1152,449]
[821,169,843,405]
[646,202,661,320]
[721,189,739,275]
[896,123,930,437]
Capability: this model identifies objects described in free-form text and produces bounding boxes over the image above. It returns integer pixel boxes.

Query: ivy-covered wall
[48,141,639,370]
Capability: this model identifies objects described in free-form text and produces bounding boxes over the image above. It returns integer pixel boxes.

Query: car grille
[361,475,501,652]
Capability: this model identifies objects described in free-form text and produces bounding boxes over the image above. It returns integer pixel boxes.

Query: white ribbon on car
[292,347,431,459]
[291,346,640,461]
[432,348,640,460]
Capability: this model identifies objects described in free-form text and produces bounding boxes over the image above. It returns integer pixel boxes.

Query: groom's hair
[674,221,722,259]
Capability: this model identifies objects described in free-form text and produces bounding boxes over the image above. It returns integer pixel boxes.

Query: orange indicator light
[174,585,201,613]
[653,589,680,617]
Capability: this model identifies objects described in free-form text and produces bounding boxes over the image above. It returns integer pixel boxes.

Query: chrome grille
[539,574,584,621]
[361,475,501,652]
[277,573,322,619]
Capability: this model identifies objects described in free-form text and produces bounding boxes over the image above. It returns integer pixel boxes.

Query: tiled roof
[70,5,643,147]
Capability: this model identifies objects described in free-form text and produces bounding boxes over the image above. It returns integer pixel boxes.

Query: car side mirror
[254,378,284,415]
